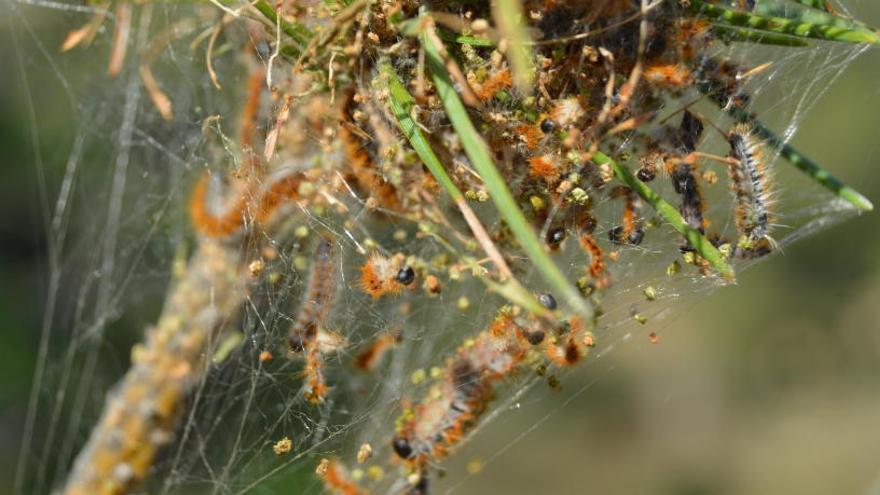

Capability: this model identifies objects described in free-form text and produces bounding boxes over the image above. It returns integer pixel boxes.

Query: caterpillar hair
[608,186,644,246]
[579,234,609,288]
[354,331,401,371]
[289,237,337,352]
[359,253,404,299]
[320,459,368,495]
[476,68,512,101]
[392,312,533,469]
[728,123,775,256]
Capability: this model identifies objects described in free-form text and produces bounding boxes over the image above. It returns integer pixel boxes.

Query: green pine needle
[711,25,810,46]
[689,0,880,44]
[790,0,832,12]
[720,105,873,212]
[252,0,313,50]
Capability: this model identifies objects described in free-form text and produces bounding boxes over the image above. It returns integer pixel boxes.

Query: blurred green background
[2,2,880,495]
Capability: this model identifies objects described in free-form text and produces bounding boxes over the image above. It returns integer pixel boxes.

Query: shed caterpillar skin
[727,123,775,257]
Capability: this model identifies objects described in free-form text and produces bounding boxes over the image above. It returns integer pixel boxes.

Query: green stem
[754,0,873,31]
[711,25,809,46]
[381,64,464,203]
[594,152,736,279]
[252,0,313,49]
[719,104,873,212]
[688,0,880,44]
[789,0,831,12]
[421,31,593,318]
[436,29,495,47]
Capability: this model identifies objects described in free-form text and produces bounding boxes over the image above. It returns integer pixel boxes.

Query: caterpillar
[391,309,593,490]
[727,123,775,256]
[476,68,512,101]
[578,234,609,287]
[391,312,533,469]
[354,331,401,371]
[339,123,401,212]
[239,67,265,178]
[542,317,593,367]
[529,154,564,184]
[513,123,544,151]
[289,238,343,404]
[359,253,404,299]
[320,459,368,495]
[644,63,693,88]
[189,172,307,239]
[608,186,644,246]
[288,237,337,352]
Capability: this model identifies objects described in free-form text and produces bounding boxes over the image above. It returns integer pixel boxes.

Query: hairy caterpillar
[476,68,512,101]
[354,331,401,371]
[671,111,707,234]
[529,154,564,184]
[359,253,404,299]
[727,123,775,256]
[608,186,644,245]
[289,237,336,351]
[542,317,593,367]
[339,123,401,212]
[391,309,593,489]
[579,234,609,287]
[391,312,532,469]
[289,238,343,404]
[189,172,307,238]
[320,459,368,495]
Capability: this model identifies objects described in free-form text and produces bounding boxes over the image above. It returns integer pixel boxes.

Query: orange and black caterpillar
[608,186,644,246]
[391,312,531,470]
[189,173,306,238]
[340,92,401,212]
